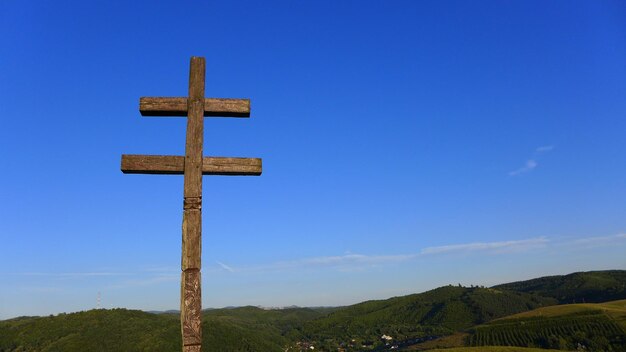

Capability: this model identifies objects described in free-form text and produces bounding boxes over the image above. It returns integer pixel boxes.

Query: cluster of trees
[0,308,302,352]
[0,309,180,352]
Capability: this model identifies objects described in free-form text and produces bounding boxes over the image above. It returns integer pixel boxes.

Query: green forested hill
[0,309,181,352]
[1,270,625,352]
[203,305,335,343]
[493,270,626,304]
[298,285,556,349]
[0,308,313,352]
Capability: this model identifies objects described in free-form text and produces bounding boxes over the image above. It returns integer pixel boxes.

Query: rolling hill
[465,299,626,351]
[1,270,625,352]
[299,285,557,349]
[493,270,626,304]
[407,299,626,351]
[0,307,326,352]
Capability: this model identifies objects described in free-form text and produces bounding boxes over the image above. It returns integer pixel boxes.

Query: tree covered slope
[493,270,626,304]
[299,285,557,346]
[0,307,326,352]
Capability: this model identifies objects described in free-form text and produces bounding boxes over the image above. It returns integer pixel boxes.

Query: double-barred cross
[121,57,261,352]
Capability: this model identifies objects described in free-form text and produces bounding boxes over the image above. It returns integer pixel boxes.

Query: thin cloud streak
[10,234,618,289]
[569,233,626,247]
[302,253,415,265]
[2,272,131,277]
[421,237,549,255]
[210,253,417,274]
[216,261,235,273]
[213,237,550,274]
[509,159,538,176]
[105,274,179,290]
[509,145,554,176]
[536,145,554,153]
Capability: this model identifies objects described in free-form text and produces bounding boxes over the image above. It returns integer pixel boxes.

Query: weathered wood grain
[140,97,250,117]
[188,57,205,101]
[183,101,203,198]
[182,208,201,270]
[121,154,263,176]
[181,269,202,346]
[121,155,262,175]
[181,57,205,351]
[183,57,205,199]
[121,155,183,174]
[201,156,262,175]
[139,97,187,116]
[204,98,250,117]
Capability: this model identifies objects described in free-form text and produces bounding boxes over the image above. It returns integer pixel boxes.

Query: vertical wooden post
[121,56,261,351]
[181,57,205,350]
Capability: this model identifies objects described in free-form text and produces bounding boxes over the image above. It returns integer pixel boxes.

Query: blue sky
[1,0,625,319]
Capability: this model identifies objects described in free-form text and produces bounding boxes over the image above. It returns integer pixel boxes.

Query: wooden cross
[120,57,261,352]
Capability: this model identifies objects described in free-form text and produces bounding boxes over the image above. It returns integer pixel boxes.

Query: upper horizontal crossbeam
[121,154,262,176]
[140,97,250,117]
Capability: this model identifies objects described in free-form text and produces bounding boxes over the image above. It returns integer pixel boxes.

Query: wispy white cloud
[568,233,626,247]
[509,159,538,176]
[216,261,235,273]
[81,232,625,283]
[8,233,622,288]
[301,253,415,266]
[211,237,550,274]
[209,253,417,274]
[4,272,130,277]
[105,274,179,290]
[509,145,554,176]
[421,237,549,255]
[1,270,180,291]
[536,145,554,153]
